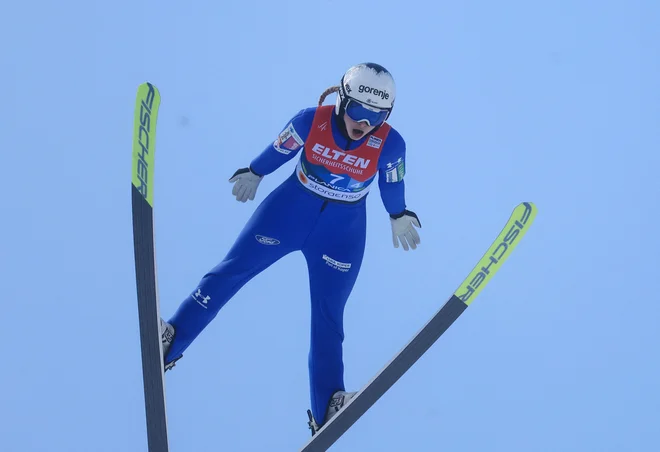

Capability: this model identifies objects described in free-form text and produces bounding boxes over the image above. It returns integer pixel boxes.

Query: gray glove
[390,209,421,251]
[229,167,263,202]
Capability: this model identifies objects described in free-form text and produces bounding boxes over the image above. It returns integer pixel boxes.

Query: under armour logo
[192,289,211,309]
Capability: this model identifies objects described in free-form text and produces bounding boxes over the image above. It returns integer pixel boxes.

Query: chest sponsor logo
[309,143,373,176]
[297,170,369,201]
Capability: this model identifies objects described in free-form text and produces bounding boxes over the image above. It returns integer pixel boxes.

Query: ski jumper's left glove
[229,167,263,202]
[390,209,422,251]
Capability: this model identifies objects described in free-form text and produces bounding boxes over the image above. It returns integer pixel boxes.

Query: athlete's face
[343,114,375,140]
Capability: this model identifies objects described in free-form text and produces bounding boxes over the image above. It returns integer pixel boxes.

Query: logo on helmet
[358,85,390,100]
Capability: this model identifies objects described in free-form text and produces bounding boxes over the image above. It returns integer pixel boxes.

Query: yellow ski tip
[454,202,537,306]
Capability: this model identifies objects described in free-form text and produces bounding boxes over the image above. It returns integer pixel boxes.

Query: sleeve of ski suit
[249,108,315,176]
[377,128,407,216]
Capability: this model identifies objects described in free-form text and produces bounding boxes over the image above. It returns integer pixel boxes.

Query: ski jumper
[166,105,408,424]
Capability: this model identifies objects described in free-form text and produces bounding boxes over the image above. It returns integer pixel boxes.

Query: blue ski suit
[165,105,409,424]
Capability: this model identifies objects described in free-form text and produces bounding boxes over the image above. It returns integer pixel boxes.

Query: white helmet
[335,63,396,126]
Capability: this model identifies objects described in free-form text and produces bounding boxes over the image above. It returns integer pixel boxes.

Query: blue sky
[1,0,659,451]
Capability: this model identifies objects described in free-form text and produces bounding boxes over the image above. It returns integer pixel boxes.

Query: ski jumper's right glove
[390,209,422,251]
[229,167,263,202]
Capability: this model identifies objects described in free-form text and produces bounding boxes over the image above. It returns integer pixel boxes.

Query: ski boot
[160,318,182,372]
[307,390,357,436]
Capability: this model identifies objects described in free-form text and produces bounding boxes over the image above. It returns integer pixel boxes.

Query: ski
[131,82,169,452]
[300,202,537,452]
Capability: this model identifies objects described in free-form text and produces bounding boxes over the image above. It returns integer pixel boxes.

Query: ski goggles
[345,99,389,126]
